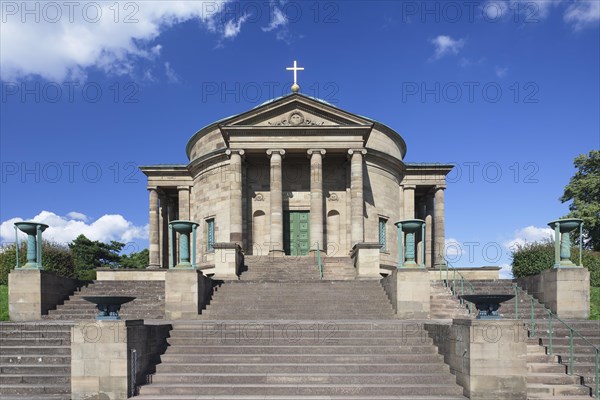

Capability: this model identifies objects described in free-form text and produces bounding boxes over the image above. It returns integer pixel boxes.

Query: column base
[146,264,161,270]
[268,249,286,258]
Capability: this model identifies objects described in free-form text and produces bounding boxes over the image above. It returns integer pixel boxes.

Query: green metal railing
[316,242,323,280]
[513,284,599,398]
[438,258,475,316]
[438,261,599,397]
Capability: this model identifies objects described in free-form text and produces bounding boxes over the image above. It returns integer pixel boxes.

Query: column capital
[434,185,447,191]
[403,184,416,190]
[226,149,245,158]
[177,185,191,191]
[266,149,286,158]
[147,186,158,192]
[307,148,326,157]
[347,148,367,157]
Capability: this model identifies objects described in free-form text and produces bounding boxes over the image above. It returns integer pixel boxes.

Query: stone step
[164,344,439,355]
[0,355,71,364]
[171,322,431,330]
[148,373,457,385]
[134,396,467,400]
[137,383,464,396]
[0,374,70,385]
[0,384,71,395]
[526,383,591,396]
[169,330,431,340]
[154,363,450,374]
[158,353,446,364]
[166,337,433,345]
[527,373,581,385]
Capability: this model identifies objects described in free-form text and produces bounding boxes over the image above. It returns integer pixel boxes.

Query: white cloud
[66,211,89,222]
[430,35,465,60]
[483,1,559,21]
[564,1,600,30]
[223,13,249,39]
[499,263,513,279]
[445,238,465,262]
[0,1,231,81]
[164,62,180,83]
[503,225,554,252]
[495,66,509,78]
[262,7,288,32]
[1,211,147,245]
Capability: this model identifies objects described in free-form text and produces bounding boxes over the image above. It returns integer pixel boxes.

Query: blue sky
[1,0,599,275]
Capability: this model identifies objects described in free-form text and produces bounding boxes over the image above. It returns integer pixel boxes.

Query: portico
[141,93,452,275]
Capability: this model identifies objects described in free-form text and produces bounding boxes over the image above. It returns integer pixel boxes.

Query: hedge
[0,242,76,285]
[511,241,600,287]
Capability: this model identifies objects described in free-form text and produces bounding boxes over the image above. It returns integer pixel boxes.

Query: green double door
[283,211,310,256]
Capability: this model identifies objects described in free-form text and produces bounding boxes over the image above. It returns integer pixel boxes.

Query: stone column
[226,149,245,245]
[434,185,446,267]
[177,186,190,221]
[159,193,169,268]
[308,149,326,251]
[348,149,366,245]
[403,184,416,220]
[148,187,160,269]
[267,149,285,254]
[425,193,434,269]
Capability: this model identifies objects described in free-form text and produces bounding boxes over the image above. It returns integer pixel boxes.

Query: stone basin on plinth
[169,220,199,269]
[548,218,584,267]
[14,221,49,269]
[459,294,515,320]
[83,296,135,320]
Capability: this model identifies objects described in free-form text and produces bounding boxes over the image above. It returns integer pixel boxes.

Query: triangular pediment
[220,94,373,129]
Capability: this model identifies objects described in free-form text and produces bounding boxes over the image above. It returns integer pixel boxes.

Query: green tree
[560,150,600,251]
[120,248,149,269]
[68,234,124,272]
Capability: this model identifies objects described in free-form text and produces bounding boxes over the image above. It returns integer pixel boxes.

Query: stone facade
[141,93,452,273]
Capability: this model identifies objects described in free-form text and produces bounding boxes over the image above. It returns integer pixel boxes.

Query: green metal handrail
[316,242,323,280]
[513,284,536,337]
[440,257,599,397]
[513,284,599,398]
[439,258,475,316]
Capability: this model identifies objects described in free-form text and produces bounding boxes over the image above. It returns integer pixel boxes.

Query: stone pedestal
[71,320,131,400]
[212,242,243,280]
[71,320,170,400]
[351,242,381,279]
[165,269,213,319]
[541,267,590,319]
[426,319,528,400]
[9,269,80,321]
[381,268,430,319]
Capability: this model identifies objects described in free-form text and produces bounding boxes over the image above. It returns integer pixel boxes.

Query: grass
[0,284,8,321]
[591,287,600,320]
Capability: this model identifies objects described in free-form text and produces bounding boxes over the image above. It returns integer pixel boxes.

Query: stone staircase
[429,280,470,319]
[444,278,597,399]
[533,320,600,397]
[200,280,395,320]
[44,280,165,320]
[527,342,593,398]
[134,320,467,399]
[448,279,551,319]
[134,276,468,398]
[240,255,356,281]
[0,322,72,399]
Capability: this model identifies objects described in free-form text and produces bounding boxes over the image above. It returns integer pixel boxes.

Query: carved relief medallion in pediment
[260,110,336,127]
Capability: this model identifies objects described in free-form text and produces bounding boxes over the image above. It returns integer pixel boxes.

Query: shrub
[0,243,26,286]
[511,241,600,286]
[0,241,76,285]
